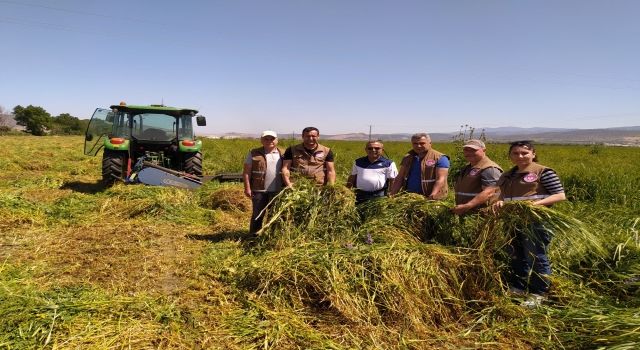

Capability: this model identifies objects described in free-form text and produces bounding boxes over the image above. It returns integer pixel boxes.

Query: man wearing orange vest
[452,139,503,215]
[243,130,283,234]
[389,133,449,199]
[281,127,336,187]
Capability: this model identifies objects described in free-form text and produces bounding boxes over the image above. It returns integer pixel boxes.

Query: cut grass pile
[202,180,640,348]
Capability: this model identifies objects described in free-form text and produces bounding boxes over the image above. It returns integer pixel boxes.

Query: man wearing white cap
[452,139,503,215]
[243,130,283,233]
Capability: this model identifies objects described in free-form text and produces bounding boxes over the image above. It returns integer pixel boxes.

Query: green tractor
[84,103,206,187]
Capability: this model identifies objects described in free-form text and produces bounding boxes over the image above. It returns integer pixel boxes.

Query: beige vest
[250,147,283,191]
[290,143,331,185]
[497,162,551,202]
[397,149,448,199]
[454,157,502,206]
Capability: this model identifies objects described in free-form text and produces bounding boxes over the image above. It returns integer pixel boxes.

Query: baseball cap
[261,130,277,138]
[463,139,486,150]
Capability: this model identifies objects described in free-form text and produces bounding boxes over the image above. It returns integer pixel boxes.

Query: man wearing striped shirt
[493,140,566,307]
[347,140,398,204]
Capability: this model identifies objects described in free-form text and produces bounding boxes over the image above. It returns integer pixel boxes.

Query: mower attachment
[129,158,202,189]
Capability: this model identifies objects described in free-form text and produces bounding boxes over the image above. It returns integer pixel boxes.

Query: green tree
[52,113,84,135]
[13,105,52,136]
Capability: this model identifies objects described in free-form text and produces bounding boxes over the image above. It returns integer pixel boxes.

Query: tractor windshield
[132,113,195,141]
[132,113,176,141]
[84,108,113,156]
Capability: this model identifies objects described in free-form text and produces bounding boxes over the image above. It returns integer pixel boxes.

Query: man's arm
[346,163,358,188]
[242,163,252,198]
[346,175,356,188]
[388,159,406,196]
[533,192,566,206]
[281,159,293,188]
[428,167,449,199]
[389,175,403,195]
[385,162,398,193]
[325,161,336,185]
[533,168,566,206]
[452,186,497,215]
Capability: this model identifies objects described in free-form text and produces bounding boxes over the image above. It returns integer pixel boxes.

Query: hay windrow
[232,185,513,338]
[218,181,640,347]
[258,180,359,249]
[358,193,478,246]
[488,201,610,269]
[233,243,472,332]
[200,184,251,212]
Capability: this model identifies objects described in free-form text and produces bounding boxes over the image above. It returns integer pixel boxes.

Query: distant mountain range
[206,126,640,146]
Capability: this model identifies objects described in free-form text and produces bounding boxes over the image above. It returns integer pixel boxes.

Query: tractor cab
[84,103,207,185]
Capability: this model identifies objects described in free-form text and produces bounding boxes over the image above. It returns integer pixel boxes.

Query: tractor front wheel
[183,151,203,177]
[102,150,128,185]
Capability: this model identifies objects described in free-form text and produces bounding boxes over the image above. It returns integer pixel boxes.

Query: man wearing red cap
[452,139,503,215]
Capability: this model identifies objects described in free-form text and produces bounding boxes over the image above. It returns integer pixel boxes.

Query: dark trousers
[355,188,386,205]
[508,223,552,294]
[250,191,278,233]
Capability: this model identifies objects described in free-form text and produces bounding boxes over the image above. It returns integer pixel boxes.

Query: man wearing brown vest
[243,130,284,233]
[452,139,503,215]
[389,133,449,199]
[282,126,336,187]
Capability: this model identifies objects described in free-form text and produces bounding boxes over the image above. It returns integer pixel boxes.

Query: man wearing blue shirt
[389,133,450,200]
[347,140,398,204]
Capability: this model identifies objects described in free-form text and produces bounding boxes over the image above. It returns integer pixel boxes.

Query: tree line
[0,105,88,136]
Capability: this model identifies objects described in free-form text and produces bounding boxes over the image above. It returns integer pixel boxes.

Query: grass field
[0,135,638,349]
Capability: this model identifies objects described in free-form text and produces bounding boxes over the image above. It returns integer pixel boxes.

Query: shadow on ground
[186,230,261,249]
[61,180,108,194]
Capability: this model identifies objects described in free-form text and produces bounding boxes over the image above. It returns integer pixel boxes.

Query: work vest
[397,149,449,199]
[454,157,503,207]
[497,162,551,202]
[290,143,331,185]
[250,147,283,191]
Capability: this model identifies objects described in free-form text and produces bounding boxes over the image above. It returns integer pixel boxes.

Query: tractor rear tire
[183,151,203,177]
[102,150,128,185]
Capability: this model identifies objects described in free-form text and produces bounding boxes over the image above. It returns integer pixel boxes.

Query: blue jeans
[508,223,552,294]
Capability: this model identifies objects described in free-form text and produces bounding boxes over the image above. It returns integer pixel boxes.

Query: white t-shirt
[244,149,283,192]
[351,156,398,192]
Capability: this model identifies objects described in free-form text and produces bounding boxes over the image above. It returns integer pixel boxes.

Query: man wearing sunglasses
[347,140,398,204]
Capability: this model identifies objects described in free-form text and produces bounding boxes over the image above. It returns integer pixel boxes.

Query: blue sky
[1,0,639,135]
